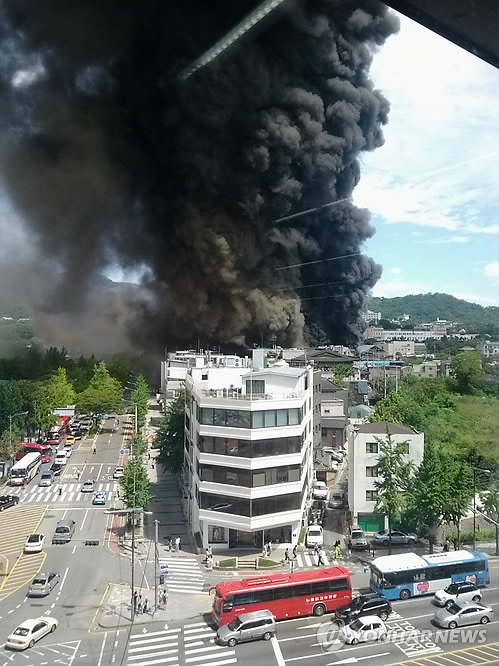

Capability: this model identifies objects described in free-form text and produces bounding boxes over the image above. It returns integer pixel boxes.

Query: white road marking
[97,632,107,666]
[80,508,90,531]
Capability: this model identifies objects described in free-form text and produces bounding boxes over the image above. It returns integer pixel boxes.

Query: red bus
[16,442,53,463]
[211,566,352,627]
[47,416,70,444]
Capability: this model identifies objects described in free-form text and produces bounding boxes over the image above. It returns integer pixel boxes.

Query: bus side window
[329,578,350,592]
[234,592,255,606]
[413,569,426,583]
[223,596,234,612]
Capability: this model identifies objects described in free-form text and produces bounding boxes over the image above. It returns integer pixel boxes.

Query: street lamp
[9,411,29,449]
[473,467,491,551]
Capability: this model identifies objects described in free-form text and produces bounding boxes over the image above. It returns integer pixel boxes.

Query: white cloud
[484,262,499,278]
[372,279,429,298]
[429,236,469,244]
[391,267,401,274]
[451,292,499,306]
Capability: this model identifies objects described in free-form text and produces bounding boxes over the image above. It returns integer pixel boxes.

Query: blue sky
[353,13,499,306]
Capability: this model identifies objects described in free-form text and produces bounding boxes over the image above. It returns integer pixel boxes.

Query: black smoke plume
[0,0,398,353]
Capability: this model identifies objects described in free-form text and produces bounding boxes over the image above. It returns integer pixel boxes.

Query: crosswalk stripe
[131,629,181,639]
[185,646,227,655]
[128,649,178,661]
[185,654,235,664]
[184,622,207,628]
[129,640,179,652]
[131,657,178,666]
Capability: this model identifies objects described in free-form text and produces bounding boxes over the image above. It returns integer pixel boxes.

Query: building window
[366,490,377,502]
[208,526,226,543]
[246,379,265,395]
[366,442,378,454]
[199,463,300,487]
[399,442,410,455]
[199,435,302,458]
[366,466,378,477]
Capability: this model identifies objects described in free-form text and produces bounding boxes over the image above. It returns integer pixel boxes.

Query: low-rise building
[347,421,424,532]
[478,341,499,358]
[383,340,415,358]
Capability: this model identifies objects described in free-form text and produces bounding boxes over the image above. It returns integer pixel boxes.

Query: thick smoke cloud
[0,0,398,353]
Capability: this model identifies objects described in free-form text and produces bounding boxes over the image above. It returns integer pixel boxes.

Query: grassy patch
[88,423,100,436]
[257,558,279,567]
[218,558,237,568]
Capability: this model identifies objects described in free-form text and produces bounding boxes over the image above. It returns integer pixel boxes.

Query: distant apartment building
[362,310,382,323]
[183,360,319,549]
[383,341,415,358]
[478,341,499,359]
[411,361,439,378]
[320,377,348,451]
[347,421,424,532]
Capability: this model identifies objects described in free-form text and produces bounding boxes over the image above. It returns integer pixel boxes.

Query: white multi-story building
[183,360,319,549]
[478,341,499,358]
[347,421,424,533]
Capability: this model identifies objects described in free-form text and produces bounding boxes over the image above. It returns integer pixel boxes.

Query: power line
[271,197,351,223]
[275,278,354,291]
[274,251,361,271]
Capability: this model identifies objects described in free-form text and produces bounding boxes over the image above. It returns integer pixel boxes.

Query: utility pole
[131,427,136,620]
[154,519,160,614]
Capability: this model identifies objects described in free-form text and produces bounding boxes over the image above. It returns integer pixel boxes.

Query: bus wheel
[263,632,272,641]
[227,638,237,647]
[313,604,326,617]
[399,589,411,600]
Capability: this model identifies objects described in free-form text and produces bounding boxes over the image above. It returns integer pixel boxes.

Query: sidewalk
[97,583,211,629]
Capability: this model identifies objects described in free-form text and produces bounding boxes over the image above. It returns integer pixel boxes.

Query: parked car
[27,573,60,597]
[328,491,345,509]
[348,526,368,551]
[50,463,63,477]
[92,492,106,505]
[308,500,326,525]
[24,534,46,554]
[433,601,493,629]
[6,616,58,650]
[38,471,54,487]
[306,525,324,548]
[336,594,392,623]
[373,529,417,546]
[433,582,482,608]
[113,466,124,480]
[216,610,275,647]
[81,480,95,493]
[339,616,387,645]
[312,481,328,500]
[0,495,20,511]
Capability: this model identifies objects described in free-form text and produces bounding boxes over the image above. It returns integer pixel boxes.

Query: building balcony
[198,478,304,499]
[192,386,305,403]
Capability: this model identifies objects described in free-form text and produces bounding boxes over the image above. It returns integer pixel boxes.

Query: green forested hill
[369,293,499,333]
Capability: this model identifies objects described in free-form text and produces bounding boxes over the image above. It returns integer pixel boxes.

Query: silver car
[433,601,493,629]
[373,529,417,546]
[38,471,54,487]
[216,610,275,647]
[27,573,60,597]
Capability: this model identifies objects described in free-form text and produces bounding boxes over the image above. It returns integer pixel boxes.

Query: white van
[54,451,67,466]
[306,525,324,548]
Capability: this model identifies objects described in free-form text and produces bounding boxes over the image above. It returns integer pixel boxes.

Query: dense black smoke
[0,0,398,352]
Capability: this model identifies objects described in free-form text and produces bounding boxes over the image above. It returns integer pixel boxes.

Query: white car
[113,466,124,480]
[81,480,95,493]
[63,445,72,458]
[433,581,482,608]
[339,615,387,645]
[24,534,46,554]
[306,525,324,548]
[312,482,328,500]
[6,616,58,650]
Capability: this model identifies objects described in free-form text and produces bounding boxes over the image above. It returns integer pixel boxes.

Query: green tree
[0,428,20,460]
[442,460,473,549]
[374,432,415,555]
[156,391,185,474]
[451,352,483,394]
[406,442,448,553]
[45,367,76,409]
[371,389,426,431]
[119,456,152,511]
[108,353,130,387]
[77,361,124,415]
[479,483,499,556]
[130,374,149,430]
[330,364,354,385]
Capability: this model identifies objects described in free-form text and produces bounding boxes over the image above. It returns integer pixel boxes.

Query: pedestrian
[313,543,319,555]
[76,470,81,480]
[453,538,459,551]
[443,538,450,553]
[133,590,138,614]
[292,544,297,558]
[334,543,341,560]
[148,452,151,461]
[137,600,143,614]
[167,538,173,551]
[162,589,168,607]
[284,548,289,561]
[317,547,325,566]
[262,543,268,557]
[175,536,181,551]
[370,542,376,559]
[267,540,272,554]
[204,546,213,562]
[58,485,63,496]
[143,598,149,614]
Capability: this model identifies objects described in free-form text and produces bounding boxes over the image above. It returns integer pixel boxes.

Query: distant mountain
[368,293,499,333]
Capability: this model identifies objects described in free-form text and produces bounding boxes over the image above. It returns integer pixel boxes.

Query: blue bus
[370,550,489,601]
